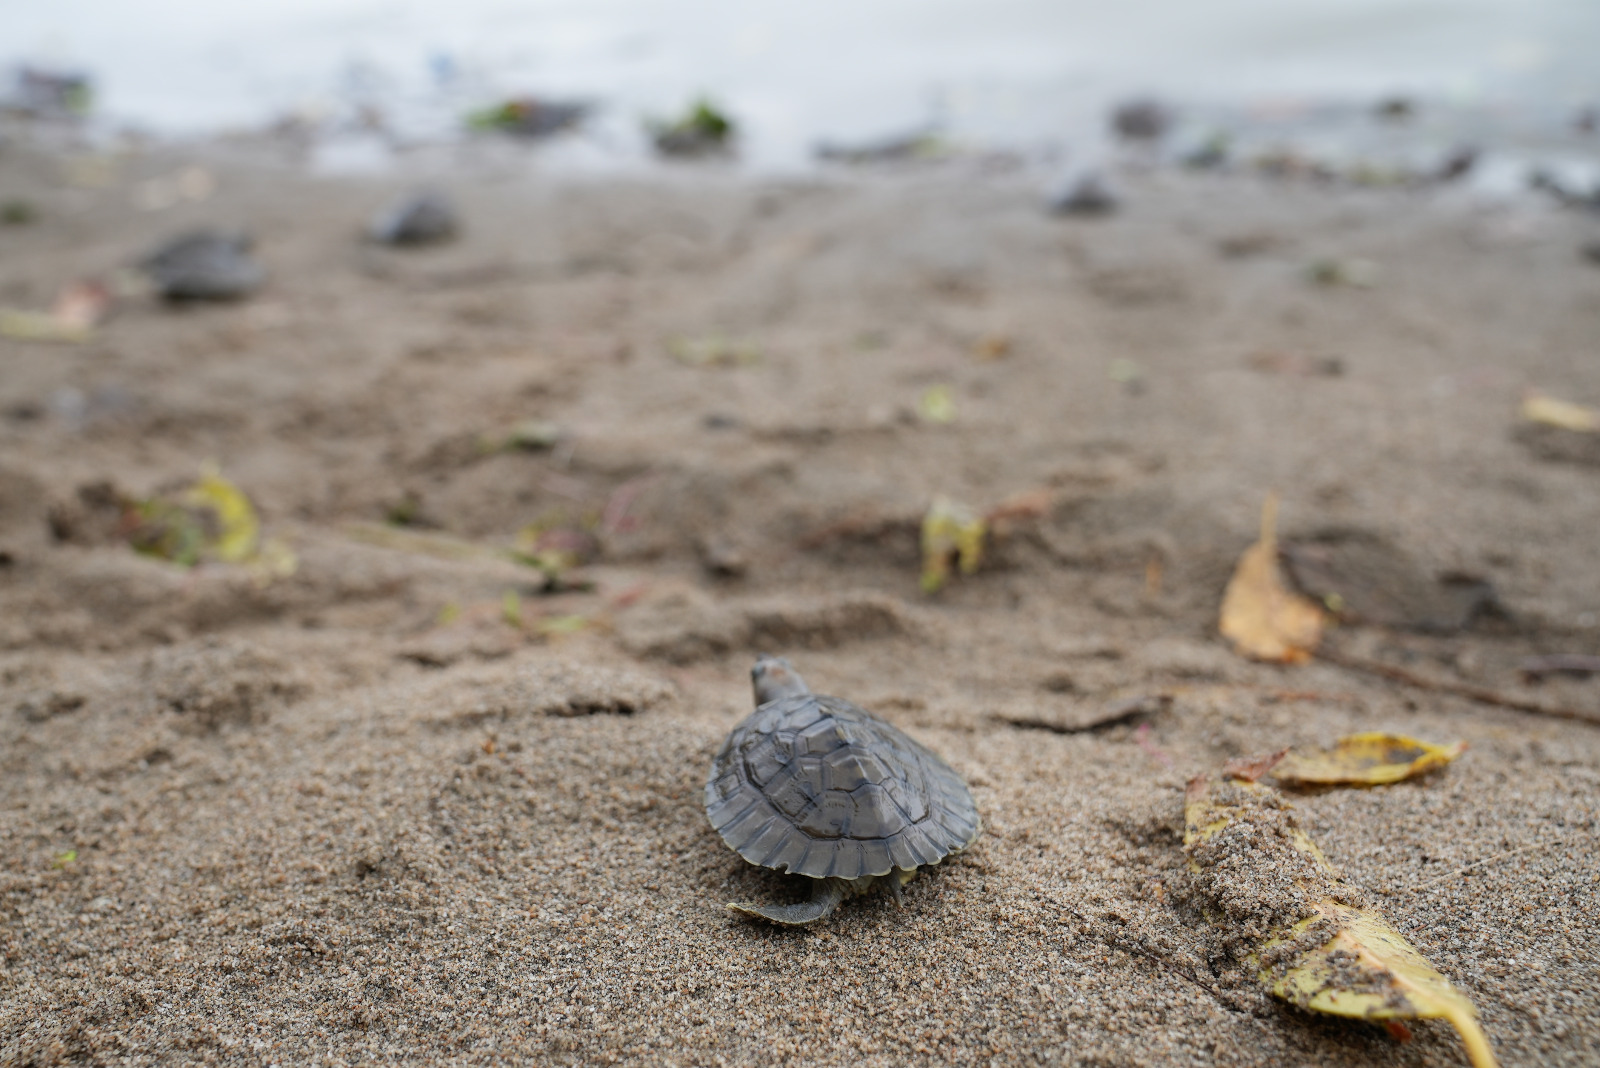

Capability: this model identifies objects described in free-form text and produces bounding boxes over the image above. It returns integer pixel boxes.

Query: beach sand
[2,142,1599,1065]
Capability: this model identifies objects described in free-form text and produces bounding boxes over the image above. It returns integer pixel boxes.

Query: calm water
[7,0,1600,169]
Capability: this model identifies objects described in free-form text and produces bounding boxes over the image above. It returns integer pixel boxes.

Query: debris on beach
[512,520,599,590]
[1245,351,1343,377]
[1432,145,1479,183]
[649,98,736,158]
[1280,530,1499,634]
[3,66,92,120]
[816,127,945,165]
[133,166,216,212]
[345,520,592,592]
[138,230,264,301]
[483,418,564,453]
[100,464,298,583]
[368,191,459,246]
[1513,392,1600,467]
[916,384,956,424]
[1216,232,1283,258]
[1307,257,1378,288]
[1520,392,1600,433]
[972,334,1012,361]
[0,280,111,343]
[1110,98,1172,142]
[1519,654,1600,682]
[1527,168,1600,211]
[1179,131,1230,169]
[466,97,590,139]
[1271,732,1467,787]
[1219,495,1324,663]
[2,199,37,225]
[1184,773,1498,1068]
[1374,95,1416,122]
[668,335,761,367]
[1106,358,1143,393]
[1048,172,1119,216]
[920,496,985,594]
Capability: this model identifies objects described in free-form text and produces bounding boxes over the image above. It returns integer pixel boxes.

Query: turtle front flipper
[728,877,845,926]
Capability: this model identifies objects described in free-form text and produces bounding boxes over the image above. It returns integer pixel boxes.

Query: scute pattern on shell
[705,694,981,880]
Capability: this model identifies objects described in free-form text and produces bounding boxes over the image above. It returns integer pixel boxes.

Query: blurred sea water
[7,0,1600,173]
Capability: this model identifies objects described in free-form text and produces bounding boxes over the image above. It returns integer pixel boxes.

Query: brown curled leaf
[1219,494,1325,662]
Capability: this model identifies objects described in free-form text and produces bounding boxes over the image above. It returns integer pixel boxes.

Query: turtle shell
[705,694,981,880]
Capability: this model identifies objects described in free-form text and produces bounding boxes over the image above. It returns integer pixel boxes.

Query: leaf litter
[119,463,296,584]
[1215,497,1597,724]
[1271,732,1467,786]
[1183,772,1498,1067]
[0,279,113,343]
[1519,392,1600,433]
[919,496,985,593]
[1219,494,1325,662]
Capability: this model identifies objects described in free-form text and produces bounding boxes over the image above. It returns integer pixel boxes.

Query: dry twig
[1319,649,1600,727]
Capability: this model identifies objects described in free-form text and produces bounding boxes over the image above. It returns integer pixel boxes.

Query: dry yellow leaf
[1273,732,1466,786]
[920,496,985,593]
[1220,494,1325,662]
[184,462,261,564]
[0,308,92,343]
[125,463,297,583]
[917,384,957,424]
[1262,902,1496,1068]
[1185,774,1497,1068]
[1520,393,1600,433]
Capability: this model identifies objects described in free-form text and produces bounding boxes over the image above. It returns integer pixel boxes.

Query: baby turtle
[705,656,981,926]
[367,191,459,247]
[138,230,263,301]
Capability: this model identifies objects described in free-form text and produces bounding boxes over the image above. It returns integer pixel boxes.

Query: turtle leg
[888,867,918,908]
[728,878,846,926]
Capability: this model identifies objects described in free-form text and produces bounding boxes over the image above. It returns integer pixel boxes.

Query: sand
[2,140,1599,1066]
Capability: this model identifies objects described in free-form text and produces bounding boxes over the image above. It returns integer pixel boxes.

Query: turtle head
[751,656,810,706]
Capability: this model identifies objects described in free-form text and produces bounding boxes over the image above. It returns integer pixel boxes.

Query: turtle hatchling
[705,656,982,925]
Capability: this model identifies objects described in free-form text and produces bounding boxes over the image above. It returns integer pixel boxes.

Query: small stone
[1049,173,1119,217]
[368,192,459,247]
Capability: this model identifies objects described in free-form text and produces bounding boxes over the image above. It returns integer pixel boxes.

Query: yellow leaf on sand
[0,282,111,343]
[1273,732,1467,786]
[667,336,760,367]
[1185,775,1497,1068]
[1220,494,1324,662]
[1262,902,1496,1068]
[0,308,92,343]
[920,496,985,594]
[1520,393,1600,433]
[917,384,956,424]
[184,462,261,563]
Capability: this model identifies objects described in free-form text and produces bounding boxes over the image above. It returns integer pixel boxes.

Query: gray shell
[139,231,263,301]
[705,694,981,880]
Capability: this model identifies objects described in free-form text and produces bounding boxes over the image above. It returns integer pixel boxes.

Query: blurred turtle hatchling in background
[138,230,263,301]
[368,191,459,246]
